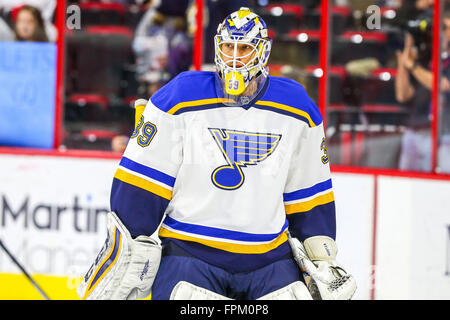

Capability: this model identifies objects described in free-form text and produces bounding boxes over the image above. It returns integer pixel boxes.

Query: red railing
[431,0,442,173]
[53,0,66,149]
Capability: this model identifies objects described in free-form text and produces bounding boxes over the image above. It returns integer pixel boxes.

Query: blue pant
[151,254,303,300]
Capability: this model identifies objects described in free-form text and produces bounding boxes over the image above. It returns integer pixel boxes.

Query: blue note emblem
[209,128,282,190]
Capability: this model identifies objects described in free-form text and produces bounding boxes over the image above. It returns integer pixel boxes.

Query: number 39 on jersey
[131,116,157,148]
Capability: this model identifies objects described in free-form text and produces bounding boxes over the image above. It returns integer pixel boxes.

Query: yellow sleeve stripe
[285,191,335,214]
[255,100,317,127]
[167,98,234,115]
[158,227,288,254]
[114,168,172,200]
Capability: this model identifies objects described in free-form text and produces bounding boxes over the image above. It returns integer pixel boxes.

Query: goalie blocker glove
[77,212,162,300]
[288,235,357,300]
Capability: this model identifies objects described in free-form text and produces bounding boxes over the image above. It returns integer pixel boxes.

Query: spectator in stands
[111,135,129,153]
[0,0,56,41]
[0,0,55,21]
[395,9,450,173]
[13,5,49,42]
[133,0,191,97]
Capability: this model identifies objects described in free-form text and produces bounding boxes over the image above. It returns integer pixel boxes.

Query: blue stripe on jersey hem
[163,215,289,242]
[283,179,333,202]
[119,156,176,187]
[160,238,293,274]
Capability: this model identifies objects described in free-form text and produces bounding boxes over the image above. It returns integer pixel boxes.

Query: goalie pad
[257,281,312,300]
[170,281,313,300]
[170,281,232,300]
[77,212,161,300]
[288,235,357,300]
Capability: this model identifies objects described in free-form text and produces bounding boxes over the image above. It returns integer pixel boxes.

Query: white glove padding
[288,235,357,300]
[77,212,161,300]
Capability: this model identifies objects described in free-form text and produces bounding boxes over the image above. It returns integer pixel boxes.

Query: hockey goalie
[77,7,356,300]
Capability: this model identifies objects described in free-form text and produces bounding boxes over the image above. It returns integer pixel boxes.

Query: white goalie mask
[214,7,272,106]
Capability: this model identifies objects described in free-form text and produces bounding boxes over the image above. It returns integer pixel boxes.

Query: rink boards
[0,153,449,300]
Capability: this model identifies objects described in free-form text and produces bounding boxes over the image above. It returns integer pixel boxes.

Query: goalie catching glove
[288,235,356,300]
[77,212,161,300]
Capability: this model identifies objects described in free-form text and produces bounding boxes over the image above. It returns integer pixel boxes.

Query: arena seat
[270,29,320,66]
[359,68,398,105]
[79,1,127,26]
[303,65,347,105]
[84,25,133,38]
[257,3,304,35]
[65,94,110,122]
[62,128,120,151]
[332,31,388,65]
[303,5,352,35]
[66,26,133,96]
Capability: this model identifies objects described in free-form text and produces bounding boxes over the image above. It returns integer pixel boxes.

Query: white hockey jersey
[110,71,336,273]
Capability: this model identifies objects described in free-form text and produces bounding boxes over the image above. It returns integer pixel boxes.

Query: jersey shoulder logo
[208,128,282,190]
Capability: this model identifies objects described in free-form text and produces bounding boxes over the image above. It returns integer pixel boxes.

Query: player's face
[220,42,256,68]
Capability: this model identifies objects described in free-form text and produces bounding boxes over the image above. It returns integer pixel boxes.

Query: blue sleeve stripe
[162,215,289,243]
[114,168,172,200]
[283,179,333,202]
[119,156,175,187]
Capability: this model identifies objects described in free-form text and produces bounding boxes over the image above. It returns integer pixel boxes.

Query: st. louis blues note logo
[209,128,282,190]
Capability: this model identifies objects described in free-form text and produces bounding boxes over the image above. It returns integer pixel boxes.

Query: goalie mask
[214,7,272,106]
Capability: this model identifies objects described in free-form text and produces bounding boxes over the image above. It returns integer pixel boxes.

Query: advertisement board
[375,176,450,299]
[0,154,117,299]
[1,153,450,299]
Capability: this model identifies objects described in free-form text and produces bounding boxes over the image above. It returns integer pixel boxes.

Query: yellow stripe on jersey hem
[158,227,288,254]
[285,191,335,214]
[255,100,317,127]
[114,168,172,200]
[167,98,234,115]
